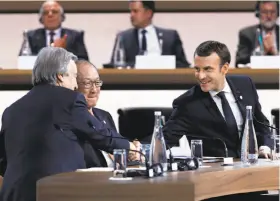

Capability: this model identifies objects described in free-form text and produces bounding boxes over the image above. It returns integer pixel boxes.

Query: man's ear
[56,74,63,86]
[221,63,229,75]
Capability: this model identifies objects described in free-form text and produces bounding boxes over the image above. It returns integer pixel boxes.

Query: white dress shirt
[45,28,61,46]
[209,80,243,137]
[209,80,270,153]
[138,24,161,55]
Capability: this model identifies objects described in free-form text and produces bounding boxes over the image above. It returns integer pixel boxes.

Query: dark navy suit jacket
[163,75,273,158]
[0,84,129,201]
[82,108,118,168]
[19,27,89,60]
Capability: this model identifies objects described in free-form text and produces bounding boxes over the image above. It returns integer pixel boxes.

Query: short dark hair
[142,1,155,12]
[194,40,231,66]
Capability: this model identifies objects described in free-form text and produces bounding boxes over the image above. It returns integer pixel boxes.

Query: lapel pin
[239,96,243,100]
[103,120,106,124]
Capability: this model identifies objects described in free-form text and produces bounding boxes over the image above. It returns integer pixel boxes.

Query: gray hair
[32,47,77,86]
[75,59,98,80]
[39,0,64,17]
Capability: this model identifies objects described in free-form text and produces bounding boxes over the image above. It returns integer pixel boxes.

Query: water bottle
[253,28,264,56]
[149,111,168,173]
[113,34,126,68]
[241,105,258,165]
[20,30,32,56]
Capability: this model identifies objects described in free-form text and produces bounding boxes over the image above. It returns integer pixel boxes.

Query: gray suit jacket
[235,24,279,66]
[109,26,190,68]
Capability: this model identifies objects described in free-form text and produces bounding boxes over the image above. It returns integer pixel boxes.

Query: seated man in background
[235,0,279,66]
[19,0,89,60]
[76,60,140,167]
[108,0,190,68]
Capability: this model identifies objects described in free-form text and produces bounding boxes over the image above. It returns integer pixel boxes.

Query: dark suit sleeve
[173,31,190,68]
[71,94,130,153]
[235,30,253,66]
[163,102,197,146]
[248,78,274,149]
[73,31,89,60]
[0,109,7,176]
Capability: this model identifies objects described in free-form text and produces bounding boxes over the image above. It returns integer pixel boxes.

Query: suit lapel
[226,78,246,120]
[155,27,164,55]
[226,78,247,142]
[132,28,140,55]
[35,29,47,50]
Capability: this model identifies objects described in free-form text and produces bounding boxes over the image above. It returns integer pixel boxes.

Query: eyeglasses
[78,80,103,89]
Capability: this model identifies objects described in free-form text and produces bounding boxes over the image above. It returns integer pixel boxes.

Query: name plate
[17,56,37,70]
[135,55,176,69]
[250,56,280,69]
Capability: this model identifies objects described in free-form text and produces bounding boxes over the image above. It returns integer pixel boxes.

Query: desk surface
[37,160,280,201]
[0,69,279,90]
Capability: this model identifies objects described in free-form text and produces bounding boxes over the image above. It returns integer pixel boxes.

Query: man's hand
[263,33,278,55]
[259,146,271,159]
[128,141,141,161]
[51,34,67,48]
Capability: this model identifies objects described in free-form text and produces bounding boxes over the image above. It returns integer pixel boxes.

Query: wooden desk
[37,161,279,201]
[0,69,279,90]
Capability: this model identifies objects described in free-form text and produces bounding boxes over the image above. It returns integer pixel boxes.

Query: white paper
[135,55,176,69]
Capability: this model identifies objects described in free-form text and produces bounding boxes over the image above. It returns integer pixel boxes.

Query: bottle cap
[154,111,162,116]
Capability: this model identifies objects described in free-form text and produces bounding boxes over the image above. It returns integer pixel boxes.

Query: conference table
[0,68,279,90]
[36,160,280,201]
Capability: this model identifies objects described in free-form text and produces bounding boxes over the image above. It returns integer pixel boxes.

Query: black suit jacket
[0,84,129,201]
[19,28,89,60]
[163,75,273,158]
[83,107,118,168]
[235,24,279,66]
[109,26,190,68]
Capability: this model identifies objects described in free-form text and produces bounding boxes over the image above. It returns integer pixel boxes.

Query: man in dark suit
[164,40,273,159]
[108,1,190,68]
[76,59,122,167]
[0,47,137,201]
[19,0,89,60]
[235,1,279,66]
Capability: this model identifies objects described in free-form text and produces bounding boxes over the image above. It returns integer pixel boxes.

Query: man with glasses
[19,0,89,60]
[76,60,140,167]
[235,0,279,66]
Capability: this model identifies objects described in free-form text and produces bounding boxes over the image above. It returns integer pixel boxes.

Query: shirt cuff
[259,146,271,154]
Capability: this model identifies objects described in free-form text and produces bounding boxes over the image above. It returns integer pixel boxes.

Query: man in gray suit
[108,0,190,68]
[235,1,279,66]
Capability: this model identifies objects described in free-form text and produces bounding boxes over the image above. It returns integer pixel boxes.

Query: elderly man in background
[235,0,279,66]
[76,60,140,167]
[0,47,137,201]
[19,0,89,60]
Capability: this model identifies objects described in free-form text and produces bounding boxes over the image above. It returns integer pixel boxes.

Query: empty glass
[191,140,203,165]
[113,149,127,177]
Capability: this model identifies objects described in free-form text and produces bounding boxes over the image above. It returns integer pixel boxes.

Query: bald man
[19,0,89,60]
[76,60,141,167]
